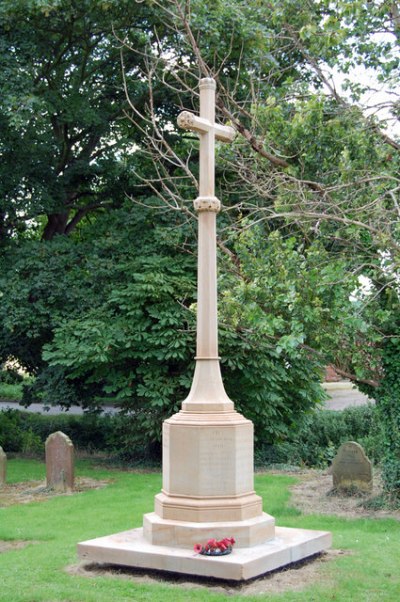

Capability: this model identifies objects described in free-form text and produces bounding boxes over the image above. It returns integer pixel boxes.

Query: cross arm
[177,111,235,143]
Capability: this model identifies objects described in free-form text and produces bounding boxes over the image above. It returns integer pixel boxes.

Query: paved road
[322,381,374,411]
[0,381,373,415]
[0,400,116,415]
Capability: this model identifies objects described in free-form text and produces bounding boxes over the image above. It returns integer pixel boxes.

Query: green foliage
[258,94,389,188]
[0,205,196,440]
[216,227,341,441]
[375,339,400,498]
[255,405,379,469]
[1,404,379,470]
[26,412,115,453]
[0,0,175,240]
[0,410,42,454]
[0,200,332,446]
[220,227,359,353]
[217,226,375,443]
[0,382,23,401]
[103,414,163,464]
[0,366,26,400]
[0,409,116,455]
[0,365,23,384]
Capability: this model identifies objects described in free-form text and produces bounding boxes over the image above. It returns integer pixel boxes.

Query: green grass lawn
[1,459,399,602]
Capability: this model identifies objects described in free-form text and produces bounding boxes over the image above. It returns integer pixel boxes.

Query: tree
[0,0,181,241]
[120,0,400,491]
[121,0,399,383]
[0,0,330,445]
[0,202,326,446]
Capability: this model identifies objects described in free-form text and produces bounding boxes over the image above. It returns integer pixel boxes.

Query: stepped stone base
[77,526,331,581]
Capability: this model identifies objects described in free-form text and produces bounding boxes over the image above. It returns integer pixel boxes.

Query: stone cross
[177,79,235,411]
[45,431,75,492]
[177,79,235,203]
[77,77,332,581]
[0,446,6,486]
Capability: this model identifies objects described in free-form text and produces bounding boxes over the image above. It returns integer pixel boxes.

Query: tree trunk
[41,212,70,241]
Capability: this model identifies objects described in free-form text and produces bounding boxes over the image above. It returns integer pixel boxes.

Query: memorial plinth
[78,526,330,581]
[78,78,331,580]
[145,407,275,547]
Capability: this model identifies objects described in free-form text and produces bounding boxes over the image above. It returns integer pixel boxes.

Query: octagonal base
[143,511,275,547]
[154,491,263,522]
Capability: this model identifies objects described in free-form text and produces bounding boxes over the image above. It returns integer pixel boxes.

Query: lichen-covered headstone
[0,446,6,486]
[332,441,372,493]
[45,431,74,491]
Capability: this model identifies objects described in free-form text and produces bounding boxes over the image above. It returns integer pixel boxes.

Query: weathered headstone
[332,441,372,493]
[45,431,74,492]
[0,446,6,486]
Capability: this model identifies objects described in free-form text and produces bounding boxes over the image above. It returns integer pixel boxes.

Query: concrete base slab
[77,526,331,581]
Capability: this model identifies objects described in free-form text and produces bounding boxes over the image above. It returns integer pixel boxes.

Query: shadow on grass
[69,550,348,596]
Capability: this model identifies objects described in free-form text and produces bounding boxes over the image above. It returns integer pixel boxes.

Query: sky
[329,31,399,137]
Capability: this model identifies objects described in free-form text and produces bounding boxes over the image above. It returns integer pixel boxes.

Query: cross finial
[177,78,235,213]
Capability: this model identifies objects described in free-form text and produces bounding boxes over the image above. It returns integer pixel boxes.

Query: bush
[255,405,379,468]
[0,409,42,453]
[105,412,162,463]
[0,410,109,453]
[0,404,379,470]
[375,340,400,499]
[0,382,23,401]
[0,368,33,401]
[24,412,115,452]
[0,409,162,463]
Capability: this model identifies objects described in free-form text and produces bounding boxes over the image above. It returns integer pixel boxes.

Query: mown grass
[0,459,399,601]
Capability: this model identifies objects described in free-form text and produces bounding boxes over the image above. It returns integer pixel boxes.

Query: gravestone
[0,446,6,486]
[332,441,372,493]
[45,431,74,492]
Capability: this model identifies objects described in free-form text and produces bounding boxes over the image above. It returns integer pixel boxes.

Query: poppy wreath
[193,537,235,556]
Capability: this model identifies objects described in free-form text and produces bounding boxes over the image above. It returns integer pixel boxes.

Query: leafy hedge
[255,404,380,468]
[0,409,113,455]
[375,340,400,499]
[0,405,379,469]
